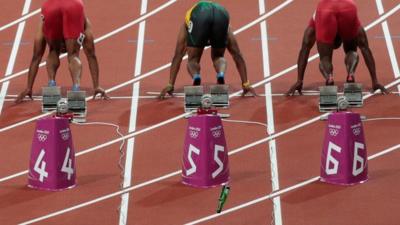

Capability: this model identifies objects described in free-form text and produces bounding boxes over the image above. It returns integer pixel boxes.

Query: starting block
[28,116,76,191]
[67,91,87,123]
[184,85,229,112]
[209,84,229,108]
[182,113,230,188]
[42,86,61,112]
[320,112,368,185]
[344,83,363,107]
[184,86,204,112]
[319,86,338,112]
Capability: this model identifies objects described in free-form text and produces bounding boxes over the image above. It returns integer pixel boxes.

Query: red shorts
[315,0,360,44]
[41,0,85,40]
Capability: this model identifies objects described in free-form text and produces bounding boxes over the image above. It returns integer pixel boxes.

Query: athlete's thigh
[186,8,212,47]
[315,10,337,44]
[210,7,229,48]
[337,9,360,42]
[41,1,63,40]
[62,0,85,40]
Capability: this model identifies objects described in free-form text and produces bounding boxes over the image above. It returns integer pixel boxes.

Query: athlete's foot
[217,73,225,84]
[325,75,334,86]
[346,74,355,83]
[193,77,201,86]
[48,80,56,87]
[72,84,80,91]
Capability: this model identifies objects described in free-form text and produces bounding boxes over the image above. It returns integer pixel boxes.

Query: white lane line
[19,135,400,225]
[0,0,178,84]
[258,0,282,224]
[185,143,400,225]
[119,0,148,224]
[1,4,400,182]
[0,8,40,32]
[0,0,31,114]
[375,0,400,94]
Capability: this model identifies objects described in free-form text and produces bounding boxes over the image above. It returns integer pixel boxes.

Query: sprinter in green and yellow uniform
[159,1,256,99]
[185,1,229,85]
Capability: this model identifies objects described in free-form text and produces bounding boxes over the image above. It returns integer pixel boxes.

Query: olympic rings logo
[353,128,361,136]
[37,134,48,142]
[189,130,199,139]
[329,128,339,137]
[61,133,70,141]
[212,130,221,138]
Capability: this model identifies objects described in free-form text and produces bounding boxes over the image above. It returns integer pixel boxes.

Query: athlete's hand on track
[93,87,110,100]
[159,84,174,99]
[286,80,303,96]
[15,88,33,103]
[372,82,389,95]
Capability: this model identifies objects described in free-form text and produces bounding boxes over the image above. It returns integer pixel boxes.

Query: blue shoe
[48,80,56,87]
[193,74,201,86]
[217,72,225,84]
[72,84,80,91]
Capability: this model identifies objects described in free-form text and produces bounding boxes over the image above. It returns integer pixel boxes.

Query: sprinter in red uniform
[41,0,85,91]
[315,0,361,85]
[286,14,388,96]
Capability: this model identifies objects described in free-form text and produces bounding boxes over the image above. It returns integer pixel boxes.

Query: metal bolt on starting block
[184,85,204,112]
[344,83,363,107]
[42,86,61,112]
[209,84,229,108]
[319,86,338,112]
[67,91,87,123]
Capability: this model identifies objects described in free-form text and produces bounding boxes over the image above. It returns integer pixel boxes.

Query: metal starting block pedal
[209,84,229,108]
[67,91,87,122]
[42,86,61,112]
[184,86,204,112]
[344,83,363,107]
[319,86,338,112]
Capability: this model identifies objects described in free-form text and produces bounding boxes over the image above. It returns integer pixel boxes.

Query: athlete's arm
[83,17,109,99]
[159,23,187,99]
[357,28,388,94]
[226,28,256,96]
[287,26,316,96]
[15,21,46,103]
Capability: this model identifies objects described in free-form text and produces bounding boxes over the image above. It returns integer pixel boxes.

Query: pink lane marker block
[28,116,76,191]
[182,114,229,188]
[320,112,368,185]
